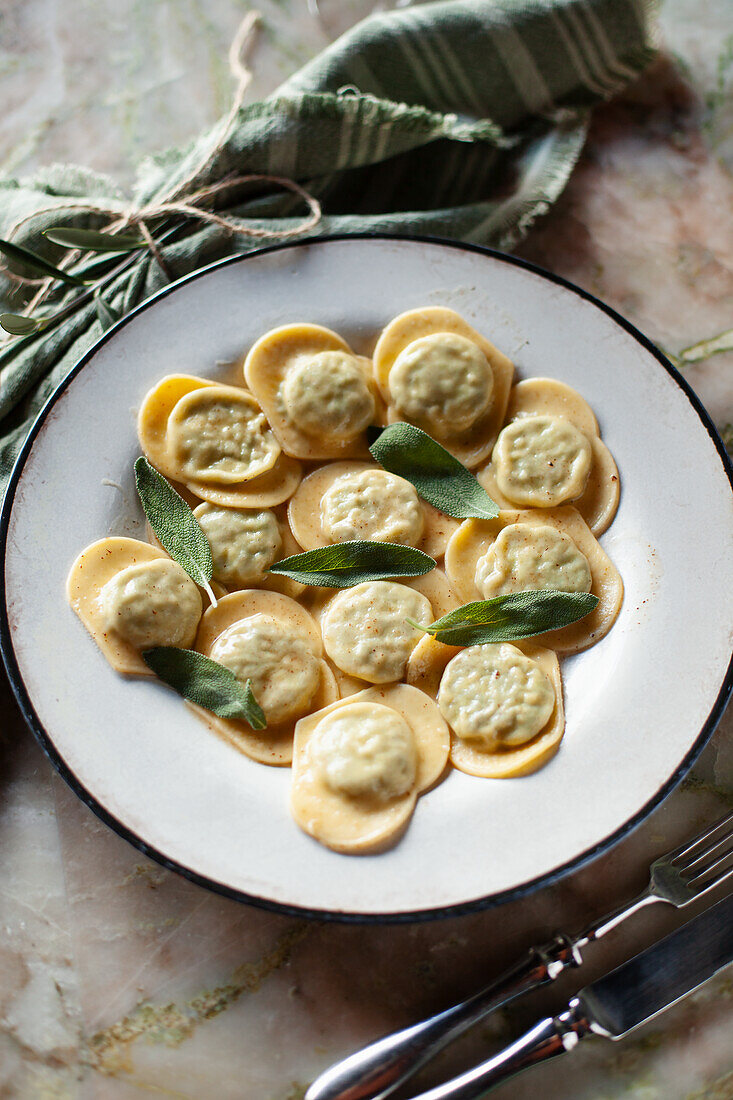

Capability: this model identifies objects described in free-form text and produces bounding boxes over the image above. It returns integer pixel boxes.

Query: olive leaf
[0,313,47,336]
[134,457,217,606]
[44,227,145,252]
[0,236,88,286]
[408,590,599,646]
[370,422,499,520]
[269,541,436,587]
[142,648,266,729]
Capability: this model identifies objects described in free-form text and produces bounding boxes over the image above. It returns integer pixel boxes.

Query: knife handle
[405,999,590,1100]
[305,937,581,1100]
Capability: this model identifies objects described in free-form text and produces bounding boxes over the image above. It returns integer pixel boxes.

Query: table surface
[1,1,733,1098]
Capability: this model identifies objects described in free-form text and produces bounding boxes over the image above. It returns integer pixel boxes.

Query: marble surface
[1,1,733,1097]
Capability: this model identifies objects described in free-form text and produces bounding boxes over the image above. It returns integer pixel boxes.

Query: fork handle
[305,936,581,1100]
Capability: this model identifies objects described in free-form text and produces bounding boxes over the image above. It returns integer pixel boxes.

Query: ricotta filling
[194,504,282,587]
[313,701,417,801]
[390,333,493,435]
[475,523,592,599]
[283,352,375,440]
[493,415,592,506]
[322,581,432,683]
[320,469,425,545]
[99,559,202,649]
[438,643,555,749]
[209,613,319,724]
[167,387,280,483]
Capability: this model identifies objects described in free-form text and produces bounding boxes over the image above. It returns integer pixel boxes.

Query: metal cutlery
[406,887,733,1099]
[306,810,733,1100]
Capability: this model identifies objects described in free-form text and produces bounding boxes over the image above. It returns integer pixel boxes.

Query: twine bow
[3,11,322,317]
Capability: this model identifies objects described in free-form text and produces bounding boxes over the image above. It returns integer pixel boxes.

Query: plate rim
[2,231,732,924]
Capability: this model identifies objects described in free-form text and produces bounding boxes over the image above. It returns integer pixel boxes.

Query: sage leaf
[134,457,217,605]
[94,290,121,331]
[0,236,88,285]
[410,590,599,646]
[0,313,47,336]
[142,648,266,729]
[44,227,145,252]
[370,423,499,520]
[269,541,436,587]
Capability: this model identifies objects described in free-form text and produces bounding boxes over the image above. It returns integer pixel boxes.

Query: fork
[306,810,733,1100]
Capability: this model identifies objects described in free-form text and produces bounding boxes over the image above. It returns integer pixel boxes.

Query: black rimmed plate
[2,236,732,921]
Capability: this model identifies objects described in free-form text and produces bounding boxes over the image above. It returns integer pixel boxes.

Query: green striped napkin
[0,0,655,490]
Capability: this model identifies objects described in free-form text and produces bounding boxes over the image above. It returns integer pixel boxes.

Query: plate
[2,236,732,921]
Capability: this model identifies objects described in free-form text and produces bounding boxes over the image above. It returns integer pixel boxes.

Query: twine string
[2,10,322,322]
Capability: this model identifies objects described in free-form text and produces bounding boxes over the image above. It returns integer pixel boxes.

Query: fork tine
[681,828,733,874]
[668,810,733,868]
[686,862,733,903]
[686,845,733,889]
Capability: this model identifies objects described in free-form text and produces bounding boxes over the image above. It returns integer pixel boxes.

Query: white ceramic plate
[2,237,732,921]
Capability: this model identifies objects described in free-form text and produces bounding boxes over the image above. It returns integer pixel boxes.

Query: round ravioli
[407,636,564,777]
[194,590,336,765]
[372,308,514,467]
[137,373,301,507]
[320,580,432,683]
[438,644,555,749]
[491,415,593,507]
[479,378,619,535]
[475,523,592,599]
[290,684,450,853]
[319,568,458,699]
[445,508,623,654]
[193,503,282,587]
[67,537,203,677]
[287,461,454,558]
[166,385,280,484]
[244,323,381,460]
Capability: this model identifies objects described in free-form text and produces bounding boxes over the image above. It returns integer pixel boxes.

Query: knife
[405,890,733,1100]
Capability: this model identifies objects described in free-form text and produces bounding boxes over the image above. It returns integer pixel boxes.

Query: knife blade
[408,890,733,1100]
[581,886,733,1038]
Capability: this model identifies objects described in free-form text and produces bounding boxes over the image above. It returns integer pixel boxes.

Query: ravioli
[287,460,457,558]
[194,590,337,765]
[319,568,458,699]
[320,580,432,683]
[166,386,280,484]
[193,504,282,586]
[137,374,301,507]
[492,415,592,507]
[445,508,623,654]
[67,537,203,676]
[479,379,619,535]
[290,684,450,852]
[373,307,514,467]
[407,635,564,777]
[475,523,592,599]
[244,324,380,460]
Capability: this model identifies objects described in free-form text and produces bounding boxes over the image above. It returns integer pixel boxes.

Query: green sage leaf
[370,422,499,520]
[134,457,216,604]
[142,648,266,729]
[269,541,436,587]
[0,236,87,285]
[94,290,121,331]
[44,227,145,252]
[0,313,47,336]
[411,590,599,646]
